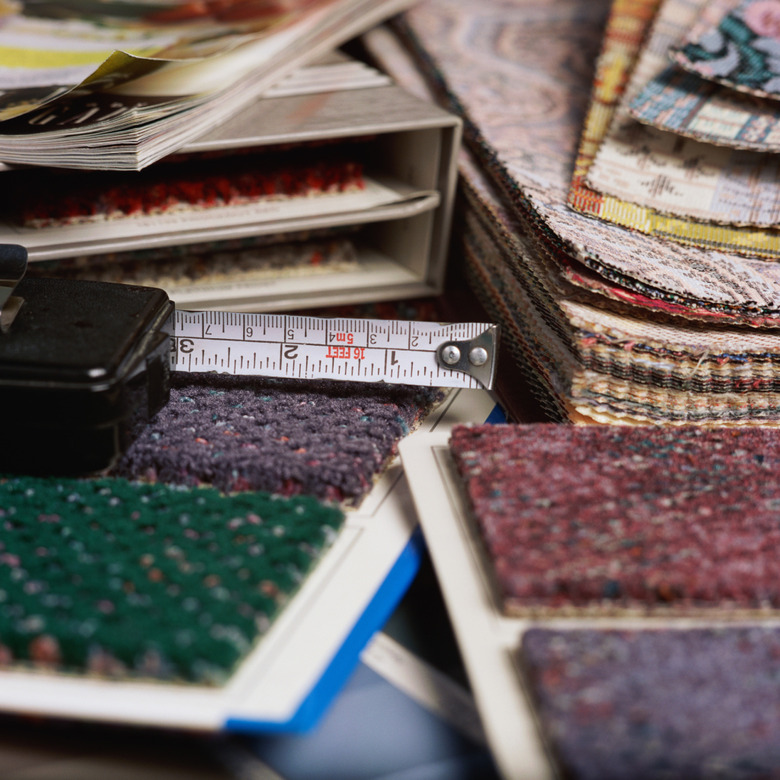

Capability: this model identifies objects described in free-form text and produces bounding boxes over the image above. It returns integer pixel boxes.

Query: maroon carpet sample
[449,423,780,613]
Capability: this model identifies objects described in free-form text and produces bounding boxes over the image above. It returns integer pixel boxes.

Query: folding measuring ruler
[172,310,497,391]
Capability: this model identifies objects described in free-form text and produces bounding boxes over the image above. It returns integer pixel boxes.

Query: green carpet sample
[0,475,343,685]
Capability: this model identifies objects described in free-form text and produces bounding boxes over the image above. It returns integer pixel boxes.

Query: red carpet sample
[449,423,780,614]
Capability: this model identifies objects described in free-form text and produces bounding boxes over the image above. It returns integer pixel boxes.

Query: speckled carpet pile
[450,422,780,614]
[0,367,441,683]
[0,475,343,684]
[522,627,780,780]
[116,373,441,504]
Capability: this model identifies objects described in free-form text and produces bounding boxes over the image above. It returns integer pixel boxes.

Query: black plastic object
[0,277,174,474]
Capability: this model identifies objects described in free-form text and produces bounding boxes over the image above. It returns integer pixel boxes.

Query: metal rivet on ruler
[469,347,489,367]
[440,344,461,366]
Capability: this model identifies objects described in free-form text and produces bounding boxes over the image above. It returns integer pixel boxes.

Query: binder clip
[0,246,174,475]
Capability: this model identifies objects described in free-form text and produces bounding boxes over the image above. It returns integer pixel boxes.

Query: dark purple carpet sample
[449,423,780,614]
[522,627,780,780]
[115,373,441,503]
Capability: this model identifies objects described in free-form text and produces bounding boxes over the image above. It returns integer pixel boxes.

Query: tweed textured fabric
[450,423,780,614]
[0,474,343,684]
[522,626,780,780]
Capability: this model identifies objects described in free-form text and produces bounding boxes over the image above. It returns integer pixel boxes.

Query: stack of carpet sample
[368,3,780,775]
[0,371,439,684]
[367,0,780,425]
[449,421,780,777]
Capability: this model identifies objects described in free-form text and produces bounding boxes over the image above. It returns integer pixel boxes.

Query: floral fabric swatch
[673,0,780,99]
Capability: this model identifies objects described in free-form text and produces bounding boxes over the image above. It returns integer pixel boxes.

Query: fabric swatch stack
[367,0,780,425]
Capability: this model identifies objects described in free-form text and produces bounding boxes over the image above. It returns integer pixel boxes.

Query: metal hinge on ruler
[0,246,499,474]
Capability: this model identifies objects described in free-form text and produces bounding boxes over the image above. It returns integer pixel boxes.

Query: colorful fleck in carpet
[0,475,342,684]
[522,626,780,780]
[450,422,780,615]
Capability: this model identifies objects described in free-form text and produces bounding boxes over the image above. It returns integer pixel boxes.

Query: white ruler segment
[171,310,499,390]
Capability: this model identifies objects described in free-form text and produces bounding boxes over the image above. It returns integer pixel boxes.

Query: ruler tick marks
[171,311,496,389]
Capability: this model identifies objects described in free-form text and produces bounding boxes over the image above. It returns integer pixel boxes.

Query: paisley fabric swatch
[450,423,780,613]
[673,0,780,100]
[523,627,780,780]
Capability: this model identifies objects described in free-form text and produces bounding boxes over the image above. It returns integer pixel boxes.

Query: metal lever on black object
[0,244,27,333]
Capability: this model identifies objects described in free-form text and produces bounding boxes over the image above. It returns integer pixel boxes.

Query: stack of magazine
[0,0,415,169]
[0,0,460,310]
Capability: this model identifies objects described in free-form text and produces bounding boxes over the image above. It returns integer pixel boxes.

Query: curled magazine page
[0,0,318,120]
[0,0,416,169]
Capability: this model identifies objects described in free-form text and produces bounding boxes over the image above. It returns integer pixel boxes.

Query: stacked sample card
[401,424,780,779]
[366,0,780,425]
[0,355,497,732]
[9,63,462,314]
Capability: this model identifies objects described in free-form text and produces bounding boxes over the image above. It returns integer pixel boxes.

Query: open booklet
[0,0,415,170]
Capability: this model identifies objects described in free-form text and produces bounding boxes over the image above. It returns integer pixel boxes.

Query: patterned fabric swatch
[368,6,780,423]
[584,0,780,231]
[673,0,780,99]
[0,474,343,684]
[628,60,780,153]
[115,373,442,504]
[450,423,780,613]
[460,150,780,424]
[522,627,780,780]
